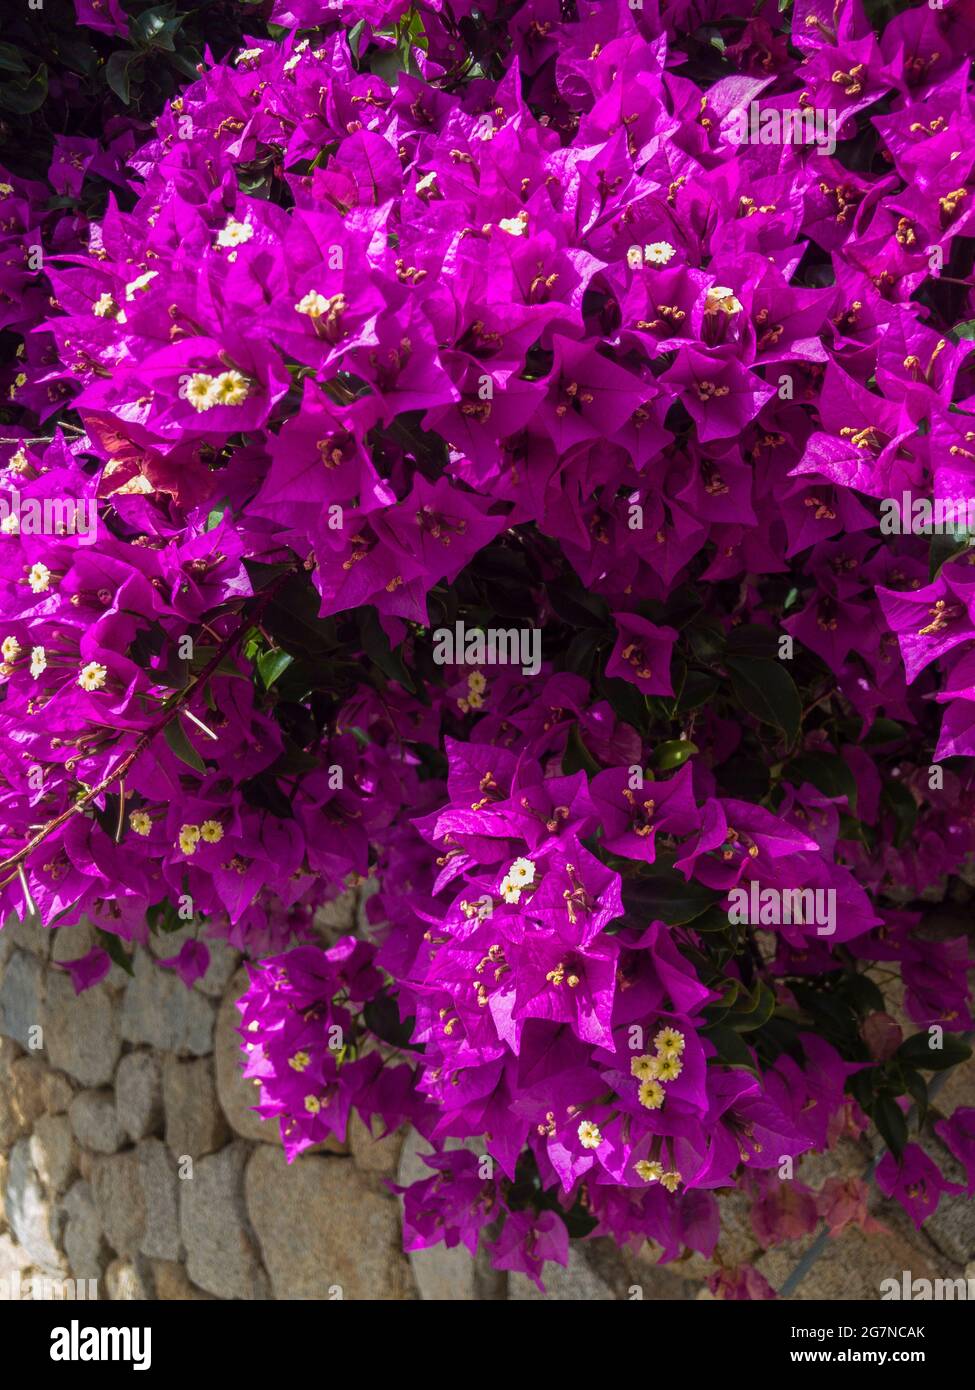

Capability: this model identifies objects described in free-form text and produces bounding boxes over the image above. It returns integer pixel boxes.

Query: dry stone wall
[1,897,973,1301]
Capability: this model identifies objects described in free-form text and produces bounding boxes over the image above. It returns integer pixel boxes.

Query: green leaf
[358,606,415,692]
[702,1024,758,1071]
[104,51,136,105]
[862,717,907,747]
[206,500,230,531]
[902,1070,928,1127]
[873,1093,908,1159]
[130,5,184,51]
[949,319,975,343]
[95,927,134,977]
[675,669,719,713]
[163,718,206,774]
[619,859,720,927]
[726,623,780,659]
[257,649,293,690]
[147,899,185,935]
[726,656,802,746]
[348,18,367,64]
[726,981,777,1032]
[882,778,917,849]
[0,43,29,76]
[785,751,858,814]
[687,904,733,933]
[562,723,601,777]
[0,63,48,115]
[895,1032,972,1071]
[547,583,608,629]
[653,739,697,770]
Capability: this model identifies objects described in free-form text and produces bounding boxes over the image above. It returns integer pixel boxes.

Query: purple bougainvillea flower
[875,1143,964,1228]
[56,946,112,995]
[607,613,678,695]
[158,939,211,990]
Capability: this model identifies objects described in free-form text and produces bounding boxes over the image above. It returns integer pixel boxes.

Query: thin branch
[0,565,300,878]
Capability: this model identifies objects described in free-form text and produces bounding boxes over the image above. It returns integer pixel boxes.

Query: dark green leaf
[786,751,858,814]
[95,927,134,978]
[0,64,48,115]
[702,1024,758,1071]
[359,605,415,692]
[895,1032,972,1071]
[104,51,136,105]
[873,1093,908,1159]
[619,859,720,927]
[726,656,802,745]
[163,718,206,774]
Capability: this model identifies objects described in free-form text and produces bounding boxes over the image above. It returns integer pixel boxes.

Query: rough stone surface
[0,1231,32,1282]
[115,1051,162,1142]
[508,1244,616,1301]
[50,920,94,965]
[162,1055,229,1160]
[43,971,121,1088]
[180,1142,268,1300]
[5,1139,67,1273]
[754,1213,945,1300]
[90,1152,146,1259]
[151,1259,215,1300]
[923,1185,975,1265]
[348,1112,404,1174]
[69,1091,124,1155]
[29,1114,76,1195]
[246,1145,407,1300]
[136,1139,181,1263]
[0,951,44,1049]
[149,926,239,999]
[0,1043,42,1149]
[6,917,52,960]
[60,1180,106,1283]
[105,1256,152,1300]
[120,948,215,1055]
[39,1069,75,1116]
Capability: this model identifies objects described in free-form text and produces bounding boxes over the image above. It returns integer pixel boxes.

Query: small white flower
[578,1120,602,1150]
[178,824,201,855]
[29,646,46,679]
[644,241,677,265]
[185,373,218,413]
[216,218,254,249]
[211,370,249,406]
[28,562,52,594]
[705,285,743,316]
[77,661,107,691]
[507,856,535,886]
[499,876,521,904]
[1,635,21,663]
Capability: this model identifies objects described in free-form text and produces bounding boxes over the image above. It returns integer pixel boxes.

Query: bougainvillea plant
[1,0,975,1294]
